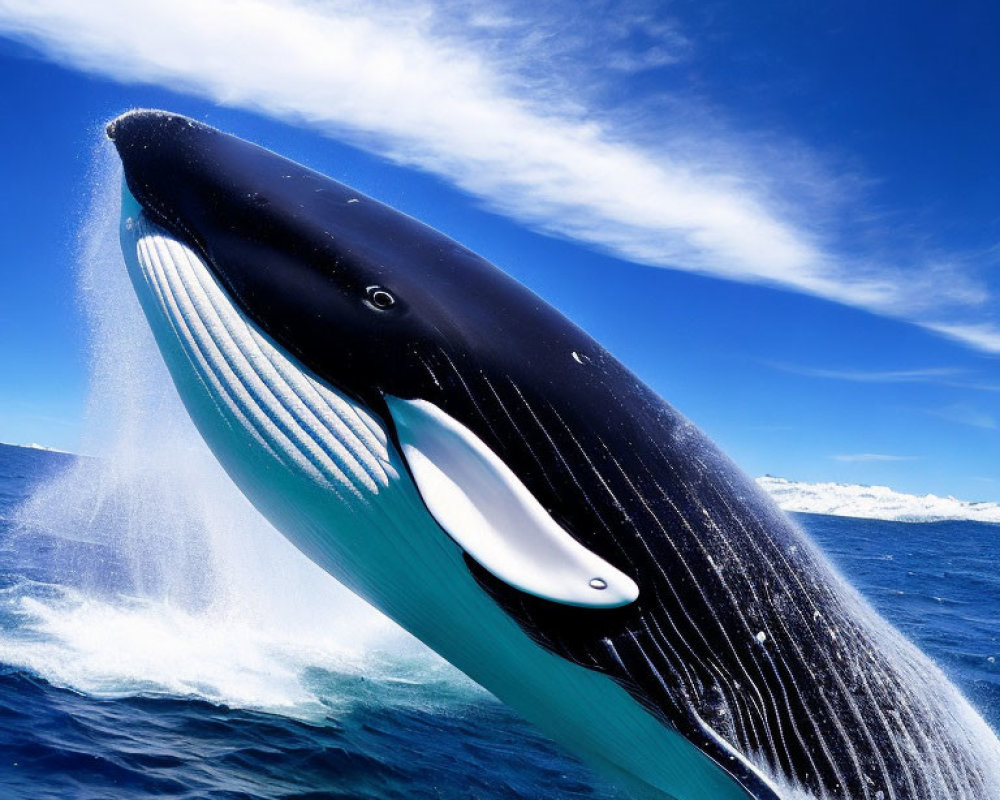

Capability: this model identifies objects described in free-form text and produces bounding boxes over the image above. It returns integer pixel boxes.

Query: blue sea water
[0,441,998,799]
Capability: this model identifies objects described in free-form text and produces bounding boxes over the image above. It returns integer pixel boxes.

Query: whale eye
[366,286,396,310]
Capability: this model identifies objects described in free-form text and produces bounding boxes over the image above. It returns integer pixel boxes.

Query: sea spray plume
[106,109,1000,799]
[13,137,221,605]
[6,136,425,715]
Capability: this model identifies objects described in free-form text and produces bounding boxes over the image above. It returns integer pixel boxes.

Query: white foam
[0,582,472,719]
[758,476,1000,524]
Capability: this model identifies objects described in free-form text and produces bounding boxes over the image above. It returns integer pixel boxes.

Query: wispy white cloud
[768,364,963,383]
[766,362,1000,392]
[931,404,997,430]
[925,322,1000,355]
[0,0,997,352]
[831,453,917,463]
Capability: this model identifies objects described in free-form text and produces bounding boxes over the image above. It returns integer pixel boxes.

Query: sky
[0,0,997,500]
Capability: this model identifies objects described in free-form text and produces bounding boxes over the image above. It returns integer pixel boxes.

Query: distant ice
[3,442,73,455]
[758,476,1000,524]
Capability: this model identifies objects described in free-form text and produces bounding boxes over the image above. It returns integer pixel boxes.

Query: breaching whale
[107,110,1000,800]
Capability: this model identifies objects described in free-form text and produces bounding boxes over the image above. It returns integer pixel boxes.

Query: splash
[4,139,465,717]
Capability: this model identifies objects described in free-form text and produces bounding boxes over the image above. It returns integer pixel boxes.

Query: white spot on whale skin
[571,351,591,365]
[346,198,360,204]
[755,631,767,644]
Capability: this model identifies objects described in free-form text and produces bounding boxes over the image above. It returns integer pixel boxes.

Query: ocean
[0,442,997,799]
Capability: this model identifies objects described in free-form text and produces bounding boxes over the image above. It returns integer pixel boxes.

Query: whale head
[107,108,641,612]
[108,109,501,414]
[107,110,1000,800]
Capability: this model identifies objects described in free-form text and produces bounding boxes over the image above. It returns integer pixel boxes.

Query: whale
[107,109,1000,800]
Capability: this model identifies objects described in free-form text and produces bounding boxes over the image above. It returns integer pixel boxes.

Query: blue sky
[0,0,997,499]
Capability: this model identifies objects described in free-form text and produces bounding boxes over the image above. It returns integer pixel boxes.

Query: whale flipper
[386,396,639,609]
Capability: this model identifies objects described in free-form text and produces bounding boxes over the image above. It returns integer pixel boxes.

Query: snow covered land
[758,476,1000,524]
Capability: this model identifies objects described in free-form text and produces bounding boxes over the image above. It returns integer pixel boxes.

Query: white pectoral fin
[385,396,639,609]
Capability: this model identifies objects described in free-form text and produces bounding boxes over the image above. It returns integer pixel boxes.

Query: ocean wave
[0,581,477,721]
[758,476,1000,524]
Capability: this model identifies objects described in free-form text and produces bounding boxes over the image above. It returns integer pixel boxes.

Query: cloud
[766,362,1000,392]
[768,364,963,383]
[925,322,1000,355]
[931,404,997,430]
[0,0,997,352]
[831,453,917,463]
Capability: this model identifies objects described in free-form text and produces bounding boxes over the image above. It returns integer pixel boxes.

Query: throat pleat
[131,216,396,499]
